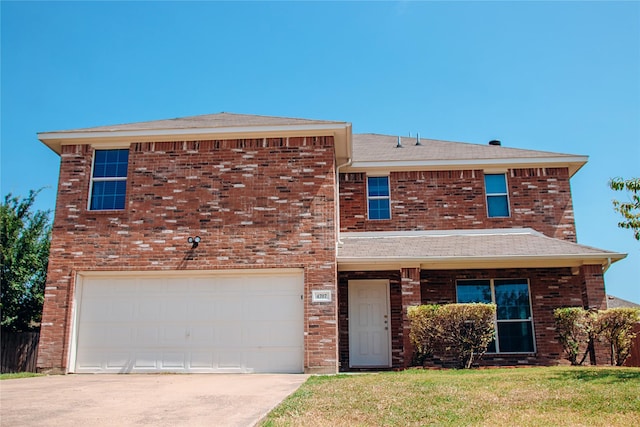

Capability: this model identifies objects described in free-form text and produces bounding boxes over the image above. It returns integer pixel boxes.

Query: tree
[594,308,640,366]
[609,177,640,240]
[554,307,592,365]
[1,190,52,332]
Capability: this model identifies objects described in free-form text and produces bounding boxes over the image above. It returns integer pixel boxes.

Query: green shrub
[553,307,594,365]
[595,308,640,366]
[409,303,496,369]
[408,304,441,364]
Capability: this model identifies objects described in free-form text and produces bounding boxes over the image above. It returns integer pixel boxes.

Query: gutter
[335,157,352,248]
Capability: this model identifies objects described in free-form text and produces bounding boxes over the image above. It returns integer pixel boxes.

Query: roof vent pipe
[416,132,422,146]
[488,140,501,146]
[396,136,403,148]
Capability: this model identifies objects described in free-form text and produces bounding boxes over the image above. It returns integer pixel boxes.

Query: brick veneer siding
[339,168,576,241]
[420,267,606,366]
[401,267,421,367]
[580,264,609,364]
[38,136,338,373]
[338,265,609,370]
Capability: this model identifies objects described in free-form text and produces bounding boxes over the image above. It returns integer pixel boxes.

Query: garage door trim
[68,268,305,373]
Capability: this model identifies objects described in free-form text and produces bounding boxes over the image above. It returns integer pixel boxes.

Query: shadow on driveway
[0,374,308,426]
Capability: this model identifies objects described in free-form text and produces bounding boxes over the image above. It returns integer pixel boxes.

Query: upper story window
[89,149,129,210]
[457,278,535,353]
[484,173,510,217]
[367,176,391,220]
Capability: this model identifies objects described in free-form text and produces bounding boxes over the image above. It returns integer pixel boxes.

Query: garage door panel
[188,300,216,321]
[106,352,131,370]
[161,352,186,369]
[135,327,159,345]
[133,352,158,369]
[215,324,243,346]
[190,352,214,369]
[137,300,162,321]
[189,326,215,345]
[74,271,304,373]
[161,326,188,345]
[218,351,243,369]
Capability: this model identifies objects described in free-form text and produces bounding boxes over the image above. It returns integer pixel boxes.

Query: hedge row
[554,307,640,366]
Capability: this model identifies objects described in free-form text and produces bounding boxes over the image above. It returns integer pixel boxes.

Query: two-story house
[36,113,625,374]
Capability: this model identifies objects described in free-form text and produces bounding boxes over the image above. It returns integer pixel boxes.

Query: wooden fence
[1,331,40,373]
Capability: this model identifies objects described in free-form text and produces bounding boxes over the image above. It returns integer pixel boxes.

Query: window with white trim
[89,149,129,210]
[456,278,535,353]
[484,173,510,217]
[367,176,390,220]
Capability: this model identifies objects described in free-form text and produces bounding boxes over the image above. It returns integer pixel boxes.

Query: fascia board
[337,252,627,271]
[39,123,351,155]
[346,156,588,177]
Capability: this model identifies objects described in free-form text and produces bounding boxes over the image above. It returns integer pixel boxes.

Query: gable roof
[38,112,352,164]
[338,228,626,271]
[39,113,588,175]
[348,134,587,176]
[44,112,345,133]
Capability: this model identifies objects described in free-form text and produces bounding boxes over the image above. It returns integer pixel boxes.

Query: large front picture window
[89,149,129,210]
[456,278,534,353]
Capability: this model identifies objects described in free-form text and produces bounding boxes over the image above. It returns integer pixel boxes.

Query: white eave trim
[337,252,627,271]
[347,156,588,177]
[38,123,352,154]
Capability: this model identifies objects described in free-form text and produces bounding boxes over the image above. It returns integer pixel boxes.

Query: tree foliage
[553,307,595,365]
[554,306,640,367]
[1,190,52,332]
[595,308,640,366]
[609,177,640,240]
[409,303,496,369]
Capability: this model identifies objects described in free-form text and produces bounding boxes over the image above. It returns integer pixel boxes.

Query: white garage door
[72,270,304,373]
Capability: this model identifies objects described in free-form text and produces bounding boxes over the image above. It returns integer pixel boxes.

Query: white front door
[348,279,391,367]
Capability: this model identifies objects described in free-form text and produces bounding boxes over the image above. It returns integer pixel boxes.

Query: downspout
[336,158,352,248]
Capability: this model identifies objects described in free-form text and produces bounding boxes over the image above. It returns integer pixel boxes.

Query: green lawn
[0,372,43,380]
[261,367,640,426]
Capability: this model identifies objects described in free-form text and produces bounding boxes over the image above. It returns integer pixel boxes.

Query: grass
[260,367,640,426]
[0,372,43,380]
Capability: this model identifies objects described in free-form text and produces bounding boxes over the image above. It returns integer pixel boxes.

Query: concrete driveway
[0,374,308,426]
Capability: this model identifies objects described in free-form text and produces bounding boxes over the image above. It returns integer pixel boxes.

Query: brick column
[401,267,422,367]
[581,264,609,365]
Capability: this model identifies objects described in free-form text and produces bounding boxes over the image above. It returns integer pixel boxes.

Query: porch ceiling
[337,228,626,272]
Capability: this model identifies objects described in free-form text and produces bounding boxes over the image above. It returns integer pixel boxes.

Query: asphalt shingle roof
[352,133,582,163]
[338,228,625,264]
[46,112,347,133]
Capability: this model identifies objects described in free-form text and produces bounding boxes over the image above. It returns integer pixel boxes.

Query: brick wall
[339,168,576,241]
[338,266,609,370]
[38,136,338,373]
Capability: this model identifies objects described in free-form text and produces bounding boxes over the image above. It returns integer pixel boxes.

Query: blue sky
[1,1,639,303]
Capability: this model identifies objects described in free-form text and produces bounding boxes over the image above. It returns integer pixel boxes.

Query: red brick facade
[37,117,613,373]
[338,265,608,370]
[339,168,576,241]
[38,136,339,373]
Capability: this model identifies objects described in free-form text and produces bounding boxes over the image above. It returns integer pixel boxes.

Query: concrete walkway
[0,374,308,426]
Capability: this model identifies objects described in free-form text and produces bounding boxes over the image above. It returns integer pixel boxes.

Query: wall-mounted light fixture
[187,236,201,249]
